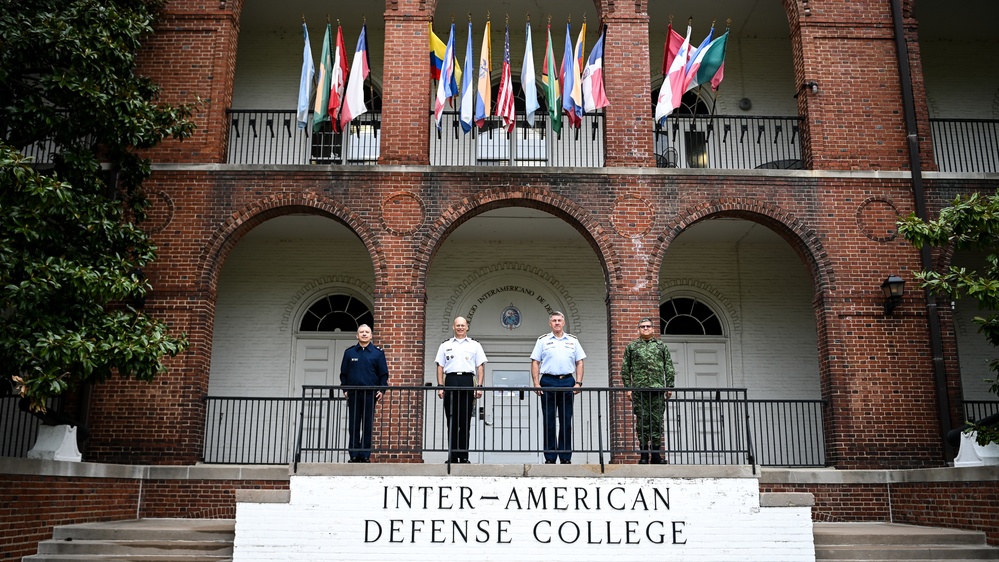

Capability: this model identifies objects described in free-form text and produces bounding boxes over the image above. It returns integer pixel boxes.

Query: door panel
[663,341,730,464]
[478,362,541,464]
[294,337,354,462]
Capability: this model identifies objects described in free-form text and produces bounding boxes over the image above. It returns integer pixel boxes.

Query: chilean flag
[339,24,369,131]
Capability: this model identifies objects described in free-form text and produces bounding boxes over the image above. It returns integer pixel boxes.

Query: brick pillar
[85,294,213,465]
[380,12,432,165]
[794,3,911,170]
[601,12,655,167]
[606,214,662,462]
[373,288,426,462]
[141,6,242,164]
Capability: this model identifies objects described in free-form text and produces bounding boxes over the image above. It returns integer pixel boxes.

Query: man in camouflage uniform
[621,317,675,464]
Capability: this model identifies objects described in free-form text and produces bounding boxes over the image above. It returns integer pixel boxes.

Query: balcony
[200,386,828,469]
[930,118,999,173]
[227,109,381,165]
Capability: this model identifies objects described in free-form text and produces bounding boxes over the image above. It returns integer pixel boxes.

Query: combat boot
[650,441,666,464]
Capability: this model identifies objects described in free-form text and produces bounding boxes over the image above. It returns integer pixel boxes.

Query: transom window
[299,294,373,332]
[659,297,723,336]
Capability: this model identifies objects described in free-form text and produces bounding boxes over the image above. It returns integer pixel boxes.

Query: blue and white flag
[296,23,315,129]
[521,22,540,127]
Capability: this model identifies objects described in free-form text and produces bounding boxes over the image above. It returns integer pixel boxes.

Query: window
[659,297,723,336]
[299,294,373,332]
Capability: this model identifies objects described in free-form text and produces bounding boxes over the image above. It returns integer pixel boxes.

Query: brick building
[4,0,999,559]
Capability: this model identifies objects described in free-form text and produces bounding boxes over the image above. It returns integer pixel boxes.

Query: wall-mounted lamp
[802,80,819,94]
[880,275,905,315]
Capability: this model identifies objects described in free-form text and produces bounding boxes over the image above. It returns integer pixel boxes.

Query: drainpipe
[891,0,952,458]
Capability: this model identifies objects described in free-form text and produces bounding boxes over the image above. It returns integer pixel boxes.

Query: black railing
[226,109,381,165]
[429,111,605,167]
[197,387,828,469]
[653,114,804,170]
[929,118,999,173]
[964,400,999,423]
[0,395,65,458]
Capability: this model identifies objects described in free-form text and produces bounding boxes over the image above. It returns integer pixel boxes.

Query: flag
[474,20,492,129]
[433,23,458,129]
[542,24,561,133]
[581,25,609,113]
[686,30,728,93]
[661,22,685,77]
[328,25,349,132]
[459,22,475,133]
[709,29,730,90]
[561,23,583,128]
[575,21,586,71]
[521,22,540,127]
[312,24,333,132]
[654,24,691,126]
[683,25,714,93]
[340,24,370,131]
[296,23,315,130]
[430,22,446,80]
[495,25,516,133]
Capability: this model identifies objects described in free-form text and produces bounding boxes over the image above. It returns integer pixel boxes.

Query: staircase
[815,522,999,561]
[23,518,234,561]
[24,519,999,561]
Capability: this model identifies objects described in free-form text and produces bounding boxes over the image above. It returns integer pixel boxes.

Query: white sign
[234,475,814,561]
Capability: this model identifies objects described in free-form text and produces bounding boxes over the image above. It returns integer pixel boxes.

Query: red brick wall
[0,474,287,562]
[763,481,999,546]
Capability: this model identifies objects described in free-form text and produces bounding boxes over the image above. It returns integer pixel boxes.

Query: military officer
[531,311,586,465]
[621,317,675,464]
[340,324,389,463]
[435,316,488,463]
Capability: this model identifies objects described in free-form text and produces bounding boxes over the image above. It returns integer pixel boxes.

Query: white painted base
[972,440,999,466]
[27,424,82,462]
[953,432,984,467]
[234,472,814,561]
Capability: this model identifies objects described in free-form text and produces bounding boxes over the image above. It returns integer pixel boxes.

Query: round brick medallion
[381,192,425,235]
[143,190,174,234]
[856,198,899,242]
[611,194,655,238]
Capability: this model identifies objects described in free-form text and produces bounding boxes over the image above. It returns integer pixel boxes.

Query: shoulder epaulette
[538,333,550,340]
[565,333,578,340]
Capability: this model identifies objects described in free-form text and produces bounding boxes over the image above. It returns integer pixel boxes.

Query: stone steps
[23,518,234,561]
[815,522,999,561]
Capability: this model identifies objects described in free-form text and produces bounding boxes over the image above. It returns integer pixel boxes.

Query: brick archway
[196,192,385,298]
[415,187,621,291]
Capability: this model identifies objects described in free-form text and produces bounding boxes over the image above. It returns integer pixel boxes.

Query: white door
[294,336,355,462]
[662,340,733,464]
[478,360,542,464]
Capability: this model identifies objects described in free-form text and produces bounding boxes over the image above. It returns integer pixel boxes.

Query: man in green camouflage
[621,317,675,464]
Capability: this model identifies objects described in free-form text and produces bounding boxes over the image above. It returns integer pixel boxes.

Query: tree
[898,191,999,444]
[0,0,194,413]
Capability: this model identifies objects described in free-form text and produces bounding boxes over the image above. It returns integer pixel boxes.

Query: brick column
[380,12,432,165]
[601,12,655,167]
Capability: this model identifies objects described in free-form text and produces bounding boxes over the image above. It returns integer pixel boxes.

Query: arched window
[299,294,373,332]
[659,297,723,336]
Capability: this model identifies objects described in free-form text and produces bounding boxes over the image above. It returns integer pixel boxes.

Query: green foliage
[0,0,193,412]
[898,191,999,444]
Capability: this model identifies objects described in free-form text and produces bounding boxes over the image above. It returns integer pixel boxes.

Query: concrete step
[23,519,234,562]
[815,523,999,561]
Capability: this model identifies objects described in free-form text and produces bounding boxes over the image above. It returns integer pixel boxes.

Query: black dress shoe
[561,460,571,464]
[347,457,359,463]
[544,460,556,464]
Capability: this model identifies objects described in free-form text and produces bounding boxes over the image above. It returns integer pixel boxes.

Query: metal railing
[0,395,65,458]
[198,387,829,469]
[964,400,999,423]
[430,111,605,167]
[929,118,999,173]
[653,114,804,170]
[226,109,381,165]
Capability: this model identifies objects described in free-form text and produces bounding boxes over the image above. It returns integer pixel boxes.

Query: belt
[542,373,573,379]
[445,371,473,376]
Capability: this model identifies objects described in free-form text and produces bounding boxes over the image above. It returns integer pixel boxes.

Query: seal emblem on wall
[501,304,522,330]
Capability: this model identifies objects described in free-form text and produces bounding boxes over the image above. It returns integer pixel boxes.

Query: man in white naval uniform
[530,311,586,464]
[435,316,488,463]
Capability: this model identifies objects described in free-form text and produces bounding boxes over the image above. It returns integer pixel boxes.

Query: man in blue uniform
[435,316,488,463]
[531,311,586,464]
[340,324,389,463]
